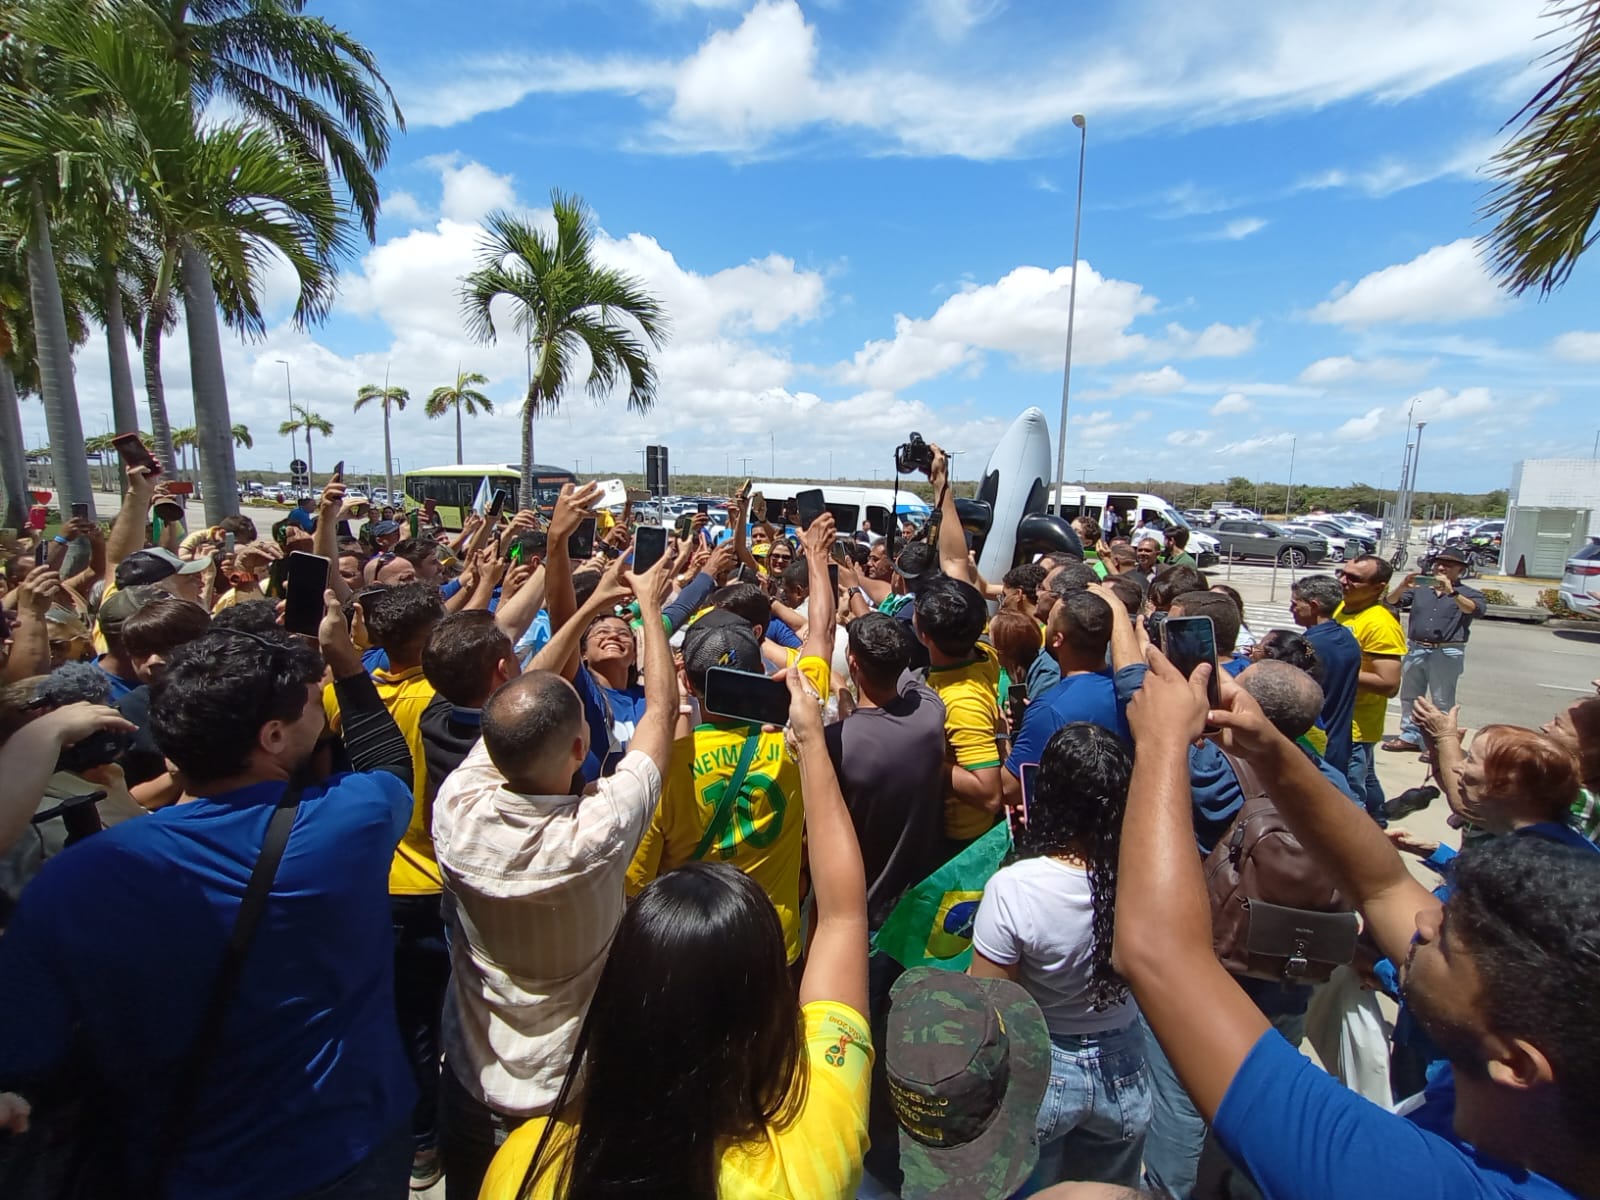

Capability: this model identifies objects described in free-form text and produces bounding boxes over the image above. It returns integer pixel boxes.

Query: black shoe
[1384,785,1439,821]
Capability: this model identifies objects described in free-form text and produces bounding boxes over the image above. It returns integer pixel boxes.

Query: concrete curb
[1547,618,1600,633]
[1484,604,1547,624]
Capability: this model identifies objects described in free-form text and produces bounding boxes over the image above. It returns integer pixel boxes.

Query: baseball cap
[886,968,1051,1200]
[97,585,163,641]
[116,548,210,588]
[681,607,763,687]
[371,519,401,537]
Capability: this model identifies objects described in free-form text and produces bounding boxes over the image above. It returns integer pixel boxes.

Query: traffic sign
[289,459,308,475]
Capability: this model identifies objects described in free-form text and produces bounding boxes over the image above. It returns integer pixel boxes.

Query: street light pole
[1051,113,1088,515]
[275,359,298,471]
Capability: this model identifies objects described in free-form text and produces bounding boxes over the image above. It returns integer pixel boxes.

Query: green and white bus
[401,463,577,530]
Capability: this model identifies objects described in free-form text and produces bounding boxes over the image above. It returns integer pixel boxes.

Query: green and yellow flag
[873,821,1012,972]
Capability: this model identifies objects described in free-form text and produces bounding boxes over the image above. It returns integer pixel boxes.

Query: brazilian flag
[873,821,1012,972]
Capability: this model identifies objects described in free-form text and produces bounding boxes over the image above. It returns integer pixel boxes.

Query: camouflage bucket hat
[886,967,1051,1199]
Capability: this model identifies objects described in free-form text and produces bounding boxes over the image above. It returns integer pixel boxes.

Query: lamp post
[1284,437,1297,518]
[275,359,297,468]
[1050,113,1088,515]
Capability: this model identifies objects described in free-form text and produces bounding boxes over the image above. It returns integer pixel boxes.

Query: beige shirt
[432,741,662,1117]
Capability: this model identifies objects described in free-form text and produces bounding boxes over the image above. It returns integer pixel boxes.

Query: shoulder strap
[153,780,304,1183]
[690,734,762,862]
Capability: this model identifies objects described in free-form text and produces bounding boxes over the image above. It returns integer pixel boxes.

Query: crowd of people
[0,442,1596,1200]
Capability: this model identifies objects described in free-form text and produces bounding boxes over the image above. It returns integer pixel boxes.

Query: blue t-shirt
[285,506,316,532]
[1214,1030,1577,1199]
[514,609,553,668]
[0,773,416,1199]
[439,577,462,602]
[1304,620,1362,775]
[766,616,802,650]
[1025,648,1061,700]
[599,679,648,751]
[1005,669,1127,775]
[573,665,615,781]
[94,657,140,701]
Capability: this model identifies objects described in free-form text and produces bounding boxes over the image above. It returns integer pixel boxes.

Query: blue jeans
[1397,646,1466,744]
[1021,1021,1151,1194]
[1346,741,1387,825]
[297,1122,411,1198]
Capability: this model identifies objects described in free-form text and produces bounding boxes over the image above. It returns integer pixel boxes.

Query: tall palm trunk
[520,391,538,510]
[103,275,140,497]
[455,400,463,465]
[382,405,392,504]
[142,303,177,476]
[0,370,30,530]
[25,183,95,520]
[180,239,240,522]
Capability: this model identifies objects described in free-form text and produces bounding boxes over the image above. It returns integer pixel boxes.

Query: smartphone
[71,502,89,521]
[568,517,596,559]
[1161,615,1222,712]
[703,666,791,727]
[331,460,345,483]
[488,489,509,520]
[110,432,161,476]
[633,525,668,573]
[283,551,330,635]
[1413,575,1438,589]
[674,513,693,540]
[696,500,709,516]
[224,532,236,555]
[827,562,839,593]
[796,488,826,531]
[1008,761,1039,848]
[34,540,48,566]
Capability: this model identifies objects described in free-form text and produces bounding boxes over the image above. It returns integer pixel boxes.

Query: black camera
[894,432,935,476]
[57,729,131,775]
[1143,610,1168,644]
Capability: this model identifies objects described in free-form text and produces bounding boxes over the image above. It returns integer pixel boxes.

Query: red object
[163,481,194,495]
[27,504,48,532]
[30,490,51,504]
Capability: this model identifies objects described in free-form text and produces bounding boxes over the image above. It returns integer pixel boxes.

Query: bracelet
[52,535,69,546]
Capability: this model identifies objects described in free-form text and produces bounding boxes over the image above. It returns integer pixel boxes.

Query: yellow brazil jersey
[1334,603,1408,746]
[480,1000,873,1200]
[323,664,440,894]
[627,655,829,964]
[927,643,1004,843]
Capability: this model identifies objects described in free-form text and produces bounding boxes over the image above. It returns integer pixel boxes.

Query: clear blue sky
[58,0,1600,492]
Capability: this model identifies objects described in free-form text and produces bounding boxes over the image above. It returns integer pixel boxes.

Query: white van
[1049,488,1220,562]
[747,483,932,536]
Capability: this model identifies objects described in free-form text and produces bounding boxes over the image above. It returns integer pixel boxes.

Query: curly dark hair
[1022,722,1134,1010]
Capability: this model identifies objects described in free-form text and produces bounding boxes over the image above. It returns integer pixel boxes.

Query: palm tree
[355,380,408,501]
[424,367,492,464]
[459,194,668,503]
[172,425,199,478]
[279,403,331,482]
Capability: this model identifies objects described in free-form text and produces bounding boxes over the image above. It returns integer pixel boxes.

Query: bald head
[482,670,587,789]
[1237,660,1325,740]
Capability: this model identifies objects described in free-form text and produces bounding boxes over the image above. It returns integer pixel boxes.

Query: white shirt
[432,741,662,1116]
[972,855,1136,1037]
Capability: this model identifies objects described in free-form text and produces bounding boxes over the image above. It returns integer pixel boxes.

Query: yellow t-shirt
[1335,603,1407,745]
[323,664,441,893]
[627,656,829,964]
[480,1000,873,1200]
[928,644,1004,843]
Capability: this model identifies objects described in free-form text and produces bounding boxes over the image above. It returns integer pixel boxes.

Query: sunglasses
[1335,570,1373,583]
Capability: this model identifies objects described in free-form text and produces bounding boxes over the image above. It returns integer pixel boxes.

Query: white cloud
[1310,239,1507,327]
[1124,366,1187,394]
[1215,432,1295,457]
[1334,386,1494,443]
[1335,407,1388,442]
[838,264,1253,392]
[924,0,1005,42]
[1297,355,1434,385]
[1210,392,1252,416]
[1294,137,1499,197]
[1551,331,1600,362]
[401,0,1546,159]
[1166,429,1211,447]
[424,155,518,223]
[1204,217,1267,241]
[382,190,427,224]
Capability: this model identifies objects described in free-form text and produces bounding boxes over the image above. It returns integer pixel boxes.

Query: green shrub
[1479,588,1514,606]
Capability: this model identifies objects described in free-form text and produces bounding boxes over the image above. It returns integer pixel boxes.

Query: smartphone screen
[488,489,509,519]
[1414,575,1438,589]
[110,433,161,476]
[1162,615,1222,711]
[703,666,791,727]
[331,460,345,482]
[1008,761,1039,849]
[71,502,89,521]
[34,541,48,566]
[827,562,839,593]
[796,488,826,531]
[568,517,596,559]
[283,551,330,635]
[224,532,236,555]
[634,525,668,573]
[696,500,709,516]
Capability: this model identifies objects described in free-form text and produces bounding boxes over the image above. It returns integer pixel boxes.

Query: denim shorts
[1024,1019,1152,1192]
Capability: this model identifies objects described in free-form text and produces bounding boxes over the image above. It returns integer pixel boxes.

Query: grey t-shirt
[972,855,1137,1037]
[825,679,948,928]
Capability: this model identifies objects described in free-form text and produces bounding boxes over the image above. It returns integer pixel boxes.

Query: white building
[1506,458,1598,576]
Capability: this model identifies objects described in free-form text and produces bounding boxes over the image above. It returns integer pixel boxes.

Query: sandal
[1381,738,1419,752]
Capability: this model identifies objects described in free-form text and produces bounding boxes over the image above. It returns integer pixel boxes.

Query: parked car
[1209,519,1328,567]
[1560,539,1600,616]
[1283,520,1376,563]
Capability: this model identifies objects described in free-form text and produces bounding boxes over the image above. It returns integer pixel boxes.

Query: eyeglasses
[1335,570,1372,584]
